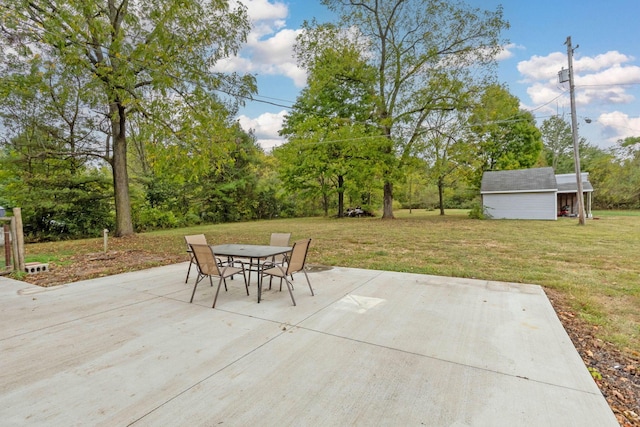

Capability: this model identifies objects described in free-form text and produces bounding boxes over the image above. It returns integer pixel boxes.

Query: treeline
[1,109,638,243]
[1,1,639,242]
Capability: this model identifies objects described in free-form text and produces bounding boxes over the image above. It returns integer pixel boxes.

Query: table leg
[257,258,262,303]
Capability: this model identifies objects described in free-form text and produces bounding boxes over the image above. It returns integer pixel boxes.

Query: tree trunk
[382,181,394,219]
[381,125,395,219]
[408,174,413,214]
[111,102,134,237]
[322,192,329,217]
[337,175,344,218]
[438,178,445,216]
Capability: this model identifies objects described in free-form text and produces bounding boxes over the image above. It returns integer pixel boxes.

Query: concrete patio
[0,263,617,426]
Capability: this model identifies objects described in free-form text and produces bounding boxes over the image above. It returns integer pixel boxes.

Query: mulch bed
[546,288,640,426]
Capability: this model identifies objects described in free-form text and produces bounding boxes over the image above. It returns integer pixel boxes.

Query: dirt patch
[306,264,333,272]
[20,250,185,287]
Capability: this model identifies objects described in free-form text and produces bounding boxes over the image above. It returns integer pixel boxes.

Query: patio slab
[0,264,617,426]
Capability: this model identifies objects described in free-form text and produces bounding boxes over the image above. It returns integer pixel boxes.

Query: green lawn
[22,209,640,355]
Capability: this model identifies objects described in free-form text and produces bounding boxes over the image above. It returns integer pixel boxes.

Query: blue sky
[224,0,640,150]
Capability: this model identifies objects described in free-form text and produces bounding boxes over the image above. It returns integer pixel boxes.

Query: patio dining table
[209,244,292,303]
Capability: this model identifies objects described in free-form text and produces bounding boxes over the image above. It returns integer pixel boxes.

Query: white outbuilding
[480,167,593,220]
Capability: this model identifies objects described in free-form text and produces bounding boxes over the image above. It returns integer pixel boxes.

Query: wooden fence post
[13,208,25,272]
[3,224,10,270]
[10,217,18,271]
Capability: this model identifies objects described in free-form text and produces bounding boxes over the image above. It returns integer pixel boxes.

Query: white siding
[483,192,557,220]
[556,172,589,186]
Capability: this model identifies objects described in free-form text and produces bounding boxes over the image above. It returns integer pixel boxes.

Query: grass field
[21,209,640,355]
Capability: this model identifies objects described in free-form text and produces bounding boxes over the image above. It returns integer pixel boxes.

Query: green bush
[468,202,491,219]
[135,207,180,232]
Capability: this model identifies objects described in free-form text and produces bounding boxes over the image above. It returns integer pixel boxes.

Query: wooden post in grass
[103,229,109,253]
[3,224,10,270]
[12,208,25,272]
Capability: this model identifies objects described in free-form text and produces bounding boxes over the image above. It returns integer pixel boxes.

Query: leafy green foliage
[0,0,256,236]
[0,147,113,241]
[279,34,386,217]
[319,0,509,217]
[467,201,491,219]
[589,137,640,209]
[467,84,543,186]
[540,115,574,172]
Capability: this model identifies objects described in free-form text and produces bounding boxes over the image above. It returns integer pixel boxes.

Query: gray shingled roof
[481,167,557,193]
[557,181,594,192]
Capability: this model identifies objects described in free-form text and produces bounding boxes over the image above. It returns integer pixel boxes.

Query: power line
[526,92,567,113]
[577,83,640,88]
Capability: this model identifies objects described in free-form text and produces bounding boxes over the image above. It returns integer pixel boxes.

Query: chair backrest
[189,244,221,276]
[270,233,291,263]
[270,232,291,247]
[286,239,311,275]
[185,234,207,250]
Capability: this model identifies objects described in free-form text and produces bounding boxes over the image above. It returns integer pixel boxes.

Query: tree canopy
[318,0,509,218]
[0,0,255,236]
[278,25,385,217]
[467,84,542,184]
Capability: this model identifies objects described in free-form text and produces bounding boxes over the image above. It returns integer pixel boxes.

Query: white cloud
[525,82,566,108]
[578,64,640,87]
[574,51,633,73]
[518,51,639,84]
[495,43,524,61]
[253,138,285,151]
[237,110,288,150]
[598,111,640,143]
[213,56,253,73]
[218,1,307,87]
[517,52,566,83]
[241,0,288,23]
[518,50,640,110]
[516,49,640,148]
[249,28,306,87]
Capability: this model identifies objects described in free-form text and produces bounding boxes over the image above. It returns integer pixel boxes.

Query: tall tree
[468,84,542,185]
[540,115,573,172]
[319,0,508,218]
[588,137,640,209]
[612,136,640,207]
[0,55,115,239]
[540,114,596,174]
[280,31,384,217]
[0,124,113,240]
[0,0,255,236]
[418,110,473,215]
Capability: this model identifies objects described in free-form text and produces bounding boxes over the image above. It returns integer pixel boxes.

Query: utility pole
[564,36,586,225]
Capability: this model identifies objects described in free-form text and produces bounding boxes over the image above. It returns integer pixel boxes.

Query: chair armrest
[262,260,276,269]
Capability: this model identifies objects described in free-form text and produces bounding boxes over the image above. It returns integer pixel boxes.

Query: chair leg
[190,272,206,303]
[284,278,296,306]
[302,269,314,296]
[278,277,293,290]
[185,259,194,283]
[212,277,223,308]
[241,267,249,295]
